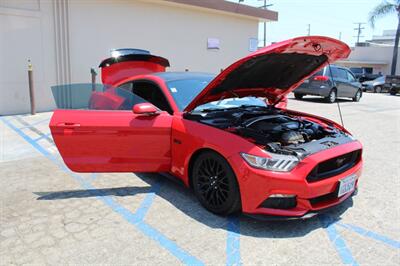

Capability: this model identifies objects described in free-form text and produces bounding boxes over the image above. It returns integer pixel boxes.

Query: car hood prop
[184,36,350,112]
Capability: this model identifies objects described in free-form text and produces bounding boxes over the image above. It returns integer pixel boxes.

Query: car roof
[323,64,351,71]
[152,72,216,82]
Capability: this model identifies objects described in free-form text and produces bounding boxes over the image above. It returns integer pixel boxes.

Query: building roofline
[163,0,278,21]
[337,60,388,65]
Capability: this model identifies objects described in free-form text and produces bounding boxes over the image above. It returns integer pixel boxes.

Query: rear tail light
[313,75,329,81]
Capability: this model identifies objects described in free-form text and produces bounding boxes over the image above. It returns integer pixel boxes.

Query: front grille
[309,190,338,206]
[306,149,361,183]
[259,197,297,209]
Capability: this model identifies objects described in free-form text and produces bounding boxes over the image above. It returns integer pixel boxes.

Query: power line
[353,22,365,44]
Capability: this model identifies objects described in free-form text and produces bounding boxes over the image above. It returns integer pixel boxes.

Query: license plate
[337,174,357,197]
[303,80,309,83]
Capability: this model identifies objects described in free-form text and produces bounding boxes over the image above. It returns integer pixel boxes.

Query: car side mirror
[132,103,159,116]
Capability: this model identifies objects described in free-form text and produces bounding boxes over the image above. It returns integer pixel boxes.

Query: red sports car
[50,36,362,219]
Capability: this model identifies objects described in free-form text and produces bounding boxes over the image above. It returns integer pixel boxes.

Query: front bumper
[245,188,357,220]
[228,141,363,218]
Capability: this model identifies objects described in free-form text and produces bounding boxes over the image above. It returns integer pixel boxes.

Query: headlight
[240,152,299,172]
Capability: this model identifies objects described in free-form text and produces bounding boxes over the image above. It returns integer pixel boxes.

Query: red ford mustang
[50,36,362,219]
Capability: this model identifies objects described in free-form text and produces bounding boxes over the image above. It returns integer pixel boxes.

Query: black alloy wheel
[192,151,241,215]
[294,93,304,100]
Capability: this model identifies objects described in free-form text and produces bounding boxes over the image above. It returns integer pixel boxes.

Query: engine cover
[281,131,305,145]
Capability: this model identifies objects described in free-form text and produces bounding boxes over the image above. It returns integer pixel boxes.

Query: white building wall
[0,0,260,115]
[338,45,400,75]
[67,0,258,82]
[0,0,57,115]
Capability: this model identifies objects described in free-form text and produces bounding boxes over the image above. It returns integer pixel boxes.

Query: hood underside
[184,36,350,112]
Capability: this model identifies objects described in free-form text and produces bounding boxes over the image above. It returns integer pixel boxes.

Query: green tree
[369,0,400,75]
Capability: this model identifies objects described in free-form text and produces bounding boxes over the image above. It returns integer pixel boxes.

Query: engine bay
[184,105,354,158]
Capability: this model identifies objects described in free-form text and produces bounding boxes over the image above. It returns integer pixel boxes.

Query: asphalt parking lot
[1,92,399,265]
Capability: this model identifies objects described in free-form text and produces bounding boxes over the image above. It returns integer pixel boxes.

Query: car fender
[170,116,265,186]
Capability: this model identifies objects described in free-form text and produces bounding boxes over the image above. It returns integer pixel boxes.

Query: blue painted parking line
[226,216,241,266]
[2,117,52,157]
[336,222,400,249]
[135,180,163,221]
[12,115,400,266]
[1,117,204,266]
[319,215,359,266]
[33,132,51,142]
[18,117,50,129]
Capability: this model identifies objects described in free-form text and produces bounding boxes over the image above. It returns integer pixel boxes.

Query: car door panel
[50,109,172,172]
[346,71,359,97]
[333,68,348,97]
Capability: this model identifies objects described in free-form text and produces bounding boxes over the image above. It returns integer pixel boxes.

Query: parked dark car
[294,65,362,103]
[386,75,400,95]
[350,67,381,82]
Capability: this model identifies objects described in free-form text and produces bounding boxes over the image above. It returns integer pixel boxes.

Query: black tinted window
[131,82,173,114]
[51,83,149,111]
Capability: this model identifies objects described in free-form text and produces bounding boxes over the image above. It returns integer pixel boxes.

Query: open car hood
[184,36,350,112]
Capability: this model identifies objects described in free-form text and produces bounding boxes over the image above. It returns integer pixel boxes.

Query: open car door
[49,85,172,173]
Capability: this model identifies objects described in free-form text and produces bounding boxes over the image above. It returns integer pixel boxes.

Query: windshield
[374,76,385,82]
[193,97,267,112]
[166,77,214,110]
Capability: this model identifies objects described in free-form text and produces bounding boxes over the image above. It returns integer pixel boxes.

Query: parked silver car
[361,76,388,93]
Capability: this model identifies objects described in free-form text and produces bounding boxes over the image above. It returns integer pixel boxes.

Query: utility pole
[339,32,342,40]
[307,24,311,36]
[353,22,365,44]
[258,0,273,47]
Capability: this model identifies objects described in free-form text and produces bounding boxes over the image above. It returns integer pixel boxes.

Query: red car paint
[50,36,362,218]
[184,36,350,111]
[100,53,170,85]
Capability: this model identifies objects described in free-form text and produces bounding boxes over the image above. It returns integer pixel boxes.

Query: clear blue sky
[227,0,398,47]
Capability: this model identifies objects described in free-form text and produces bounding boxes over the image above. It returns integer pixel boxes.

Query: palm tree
[369,0,400,75]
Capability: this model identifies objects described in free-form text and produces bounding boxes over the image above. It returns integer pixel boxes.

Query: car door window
[89,85,148,111]
[330,68,341,79]
[336,69,348,80]
[346,71,356,82]
[131,81,173,114]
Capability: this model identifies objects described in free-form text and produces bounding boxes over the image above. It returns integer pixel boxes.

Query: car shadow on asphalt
[34,186,153,200]
[34,172,352,238]
[136,173,353,238]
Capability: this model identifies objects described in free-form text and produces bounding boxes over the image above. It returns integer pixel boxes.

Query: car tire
[192,151,241,215]
[294,93,304,100]
[353,89,362,102]
[390,89,397,95]
[374,86,382,93]
[325,89,336,103]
